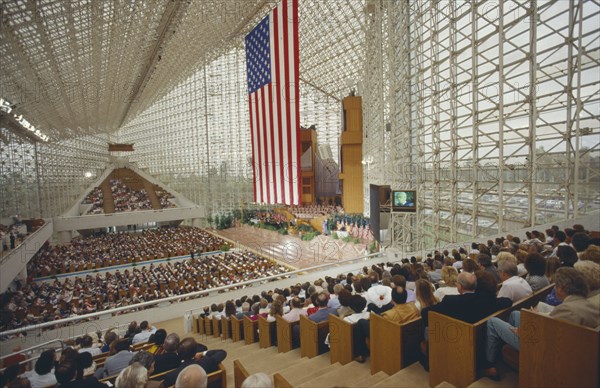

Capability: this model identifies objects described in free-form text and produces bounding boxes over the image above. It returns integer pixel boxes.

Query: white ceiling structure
[0,0,283,140]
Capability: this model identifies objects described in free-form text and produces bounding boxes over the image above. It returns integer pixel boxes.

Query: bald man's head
[457,272,477,292]
[175,364,207,388]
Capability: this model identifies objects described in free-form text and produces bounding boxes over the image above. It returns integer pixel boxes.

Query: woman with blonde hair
[414,279,438,312]
[434,266,460,301]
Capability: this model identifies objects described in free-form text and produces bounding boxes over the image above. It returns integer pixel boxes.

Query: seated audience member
[556,245,578,267]
[578,244,600,264]
[132,321,157,345]
[115,362,147,388]
[282,297,307,323]
[102,331,118,353]
[327,284,344,309]
[148,329,167,354]
[54,360,79,388]
[414,279,438,312]
[241,373,273,388]
[336,289,354,319]
[497,262,533,302]
[422,272,512,327]
[75,353,106,388]
[20,349,57,388]
[478,254,500,283]
[6,377,31,388]
[365,285,393,314]
[102,339,136,378]
[343,295,369,324]
[236,302,252,319]
[153,333,181,375]
[461,258,480,273]
[308,292,339,323]
[575,260,600,306]
[161,338,226,387]
[124,321,138,339]
[571,232,592,257]
[382,288,420,323]
[78,335,102,357]
[524,253,550,291]
[427,260,443,283]
[129,351,161,388]
[390,275,416,303]
[175,364,207,388]
[484,267,600,379]
[434,266,460,301]
[266,300,284,322]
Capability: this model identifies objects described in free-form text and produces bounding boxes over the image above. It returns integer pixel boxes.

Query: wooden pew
[196,315,205,335]
[233,359,249,388]
[328,314,354,365]
[243,316,258,345]
[273,372,294,388]
[276,315,298,353]
[231,316,244,342]
[428,284,554,388]
[204,317,213,336]
[258,315,276,348]
[221,317,231,340]
[370,314,423,375]
[519,309,599,388]
[207,363,227,388]
[299,315,329,358]
[212,317,221,338]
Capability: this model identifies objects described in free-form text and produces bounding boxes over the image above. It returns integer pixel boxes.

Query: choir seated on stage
[288,205,342,219]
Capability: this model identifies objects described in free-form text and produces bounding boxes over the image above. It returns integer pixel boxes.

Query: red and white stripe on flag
[246,0,300,205]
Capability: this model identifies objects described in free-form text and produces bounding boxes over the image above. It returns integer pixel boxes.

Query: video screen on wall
[392,190,416,212]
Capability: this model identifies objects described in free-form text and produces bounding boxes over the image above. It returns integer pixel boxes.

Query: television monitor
[392,190,416,212]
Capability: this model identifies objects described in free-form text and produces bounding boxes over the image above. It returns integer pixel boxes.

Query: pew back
[204,317,213,336]
[429,284,554,388]
[233,359,249,388]
[221,318,231,340]
[212,317,221,338]
[258,315,276,348]
[328,314,354,365]
[231,316,244,342]
[299,315,329,358]
[243,316,258,345]
[276,315,297,353]
[519,309,599,388]
[370,314,423,375]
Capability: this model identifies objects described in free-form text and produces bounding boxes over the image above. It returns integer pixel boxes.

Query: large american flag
[245,0,300,205]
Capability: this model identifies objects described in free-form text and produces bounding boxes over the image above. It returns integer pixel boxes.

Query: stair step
[245,349,302,374]
[274,353,331,384]
[297,361,371,388]
[284,361,343,386]
[372,362,430,387]
[349,371,390,387]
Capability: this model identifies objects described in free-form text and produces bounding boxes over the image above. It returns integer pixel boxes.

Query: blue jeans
[486,311,521,363]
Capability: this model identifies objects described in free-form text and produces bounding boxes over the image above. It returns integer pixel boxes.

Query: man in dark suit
[160,338,226,387]
[422,272,512,327]
[153,333,181,374]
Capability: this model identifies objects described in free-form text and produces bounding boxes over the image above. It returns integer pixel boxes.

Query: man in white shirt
[282,297,308,323]
[131,320,157,344]
[497,262,532,302]
[78,335,102,356]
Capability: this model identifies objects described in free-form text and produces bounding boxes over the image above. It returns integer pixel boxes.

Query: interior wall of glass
[0,129,41,219]
[36,134,109,217]
[380,0,600,250]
